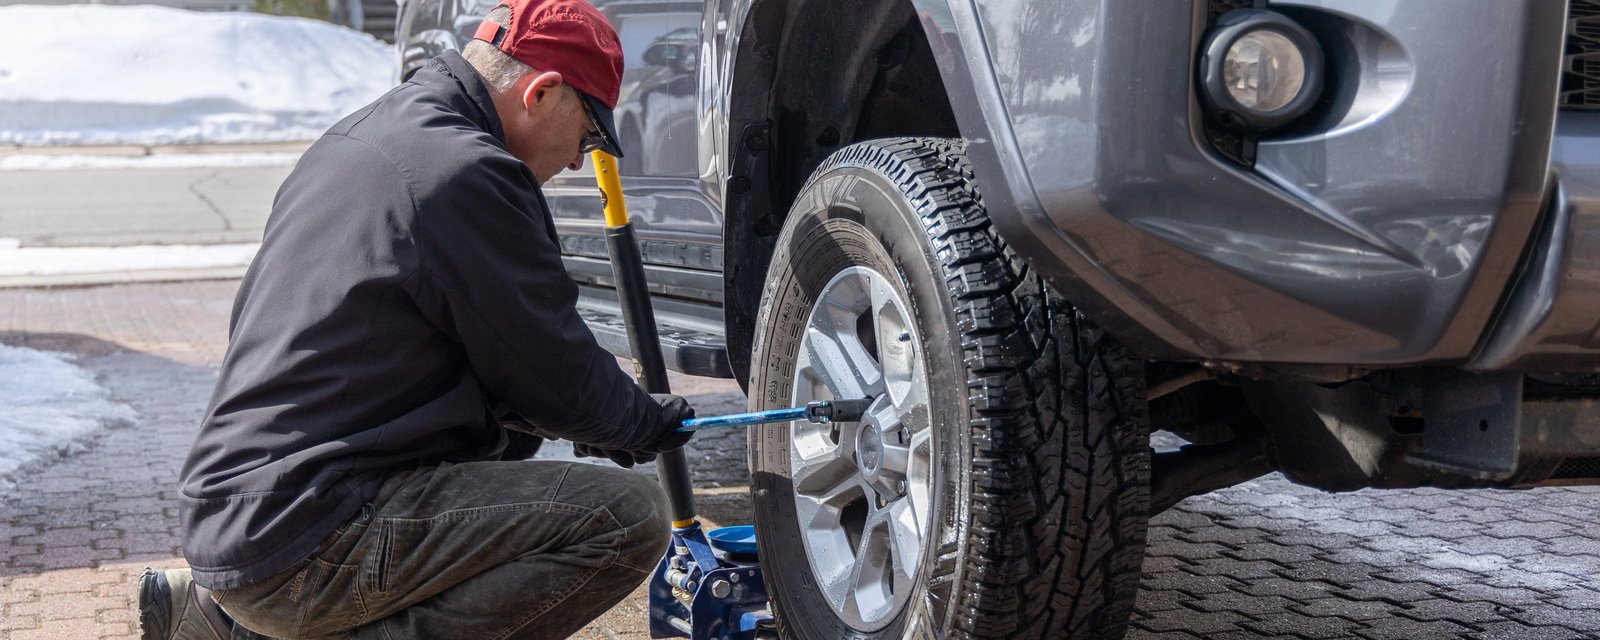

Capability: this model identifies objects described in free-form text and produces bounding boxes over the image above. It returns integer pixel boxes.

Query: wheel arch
[721,0,973,386]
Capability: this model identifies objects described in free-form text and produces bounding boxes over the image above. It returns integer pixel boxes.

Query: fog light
[1224,31,1305,111]
[1201,10,1323,131]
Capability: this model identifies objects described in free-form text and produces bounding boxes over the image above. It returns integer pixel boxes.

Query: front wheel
[748,138,1151,639]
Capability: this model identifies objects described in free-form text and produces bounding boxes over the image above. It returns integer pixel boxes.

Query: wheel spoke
[844,510,895,623]
[791,443,858,496]
[804,318,879,401]
[879,498,921,593]
[896,370,930,413]
[866,398,901,426]
[816,546,855,608]
[866,277,920,407]
[867,278,904,358]
[806,329,883,400]
[798,475,871,609]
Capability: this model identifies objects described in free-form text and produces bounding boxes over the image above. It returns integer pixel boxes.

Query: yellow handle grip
[590,151,627,227]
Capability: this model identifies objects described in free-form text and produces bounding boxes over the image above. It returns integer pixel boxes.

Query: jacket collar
[422,50,507,145]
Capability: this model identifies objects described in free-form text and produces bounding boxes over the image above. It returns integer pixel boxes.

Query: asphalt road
[0,163,288,248]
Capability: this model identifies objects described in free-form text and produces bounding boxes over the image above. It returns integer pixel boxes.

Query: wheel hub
[856,423,883,476]
[788,266,933,631]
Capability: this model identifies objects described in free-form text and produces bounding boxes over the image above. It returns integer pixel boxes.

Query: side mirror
[642,43,671,67]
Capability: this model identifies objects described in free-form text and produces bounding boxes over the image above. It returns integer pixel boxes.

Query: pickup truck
[397,1,1600,637]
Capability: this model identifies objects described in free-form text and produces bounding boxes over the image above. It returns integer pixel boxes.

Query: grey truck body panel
[399,0,1600,375]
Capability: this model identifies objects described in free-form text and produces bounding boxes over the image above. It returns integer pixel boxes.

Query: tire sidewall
[749,162,969,639]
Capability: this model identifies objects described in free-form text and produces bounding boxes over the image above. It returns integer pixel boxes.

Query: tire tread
[827,138,1152,639]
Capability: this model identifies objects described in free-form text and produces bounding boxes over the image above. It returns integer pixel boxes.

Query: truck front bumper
[1471,112,1600,372]
[961,0,1587,371]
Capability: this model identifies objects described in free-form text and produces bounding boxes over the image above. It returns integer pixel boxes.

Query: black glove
[572,394,696,468]
[645,394,696,452]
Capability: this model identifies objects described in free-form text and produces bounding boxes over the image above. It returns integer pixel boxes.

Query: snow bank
[0,5,397,145]
[0,344,135,494]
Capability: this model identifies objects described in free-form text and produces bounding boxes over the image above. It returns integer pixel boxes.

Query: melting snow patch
[0,344,136,493]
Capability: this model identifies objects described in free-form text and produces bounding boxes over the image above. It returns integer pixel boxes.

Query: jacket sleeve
[407,152,661,450]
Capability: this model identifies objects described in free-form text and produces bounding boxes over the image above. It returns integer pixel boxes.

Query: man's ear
[520,71,565,111]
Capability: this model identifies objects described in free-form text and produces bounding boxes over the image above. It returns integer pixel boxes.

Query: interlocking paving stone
[1275,562,1391,589]
[1316,547,1413,568]
[1435,582,1554,606]
[1371,566,1488,588]
[1224,542,1324,564]
[1399,598,1521,624]
[1185,591,1298,616]
[1511,605,1600,632]
[1353,616,1475,640]
[1336,578,1447,604]
[1137,609,1250,635]
[1176,524,1271,546]
[1146,539,1238,561]
[1184,558,1285,579]
[1140,553,1195,575]
[1133,586,1195,614]
[1470,620,1594,640]
[1232,575,1344,601]
[1147,571,1253,596]
[1289,596,1401,622]
[1124,631,1205,640]
[1544,586,1600,611]
[1238,610,1370,639]
[3,281,1599,639]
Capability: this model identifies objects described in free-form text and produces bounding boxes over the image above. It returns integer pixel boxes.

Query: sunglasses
[576,91,611,155]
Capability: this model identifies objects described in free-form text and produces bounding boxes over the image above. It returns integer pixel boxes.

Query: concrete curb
[0,141,313,157]
[0,266,249,289]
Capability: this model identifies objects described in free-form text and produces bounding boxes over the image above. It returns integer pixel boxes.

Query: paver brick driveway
[1,281,1596,639]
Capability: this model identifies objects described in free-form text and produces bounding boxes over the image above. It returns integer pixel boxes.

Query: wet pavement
[1,280,1597,639]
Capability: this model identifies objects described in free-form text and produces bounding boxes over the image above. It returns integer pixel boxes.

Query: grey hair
[462,6,535,94]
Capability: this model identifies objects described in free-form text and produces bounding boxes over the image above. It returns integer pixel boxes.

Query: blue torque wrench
[677,398,875,431]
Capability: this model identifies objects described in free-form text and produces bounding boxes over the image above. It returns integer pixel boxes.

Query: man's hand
[572,394,695,468]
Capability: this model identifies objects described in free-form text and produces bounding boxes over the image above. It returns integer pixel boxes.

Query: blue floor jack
[590,151,871,640]
[645,399,871,639]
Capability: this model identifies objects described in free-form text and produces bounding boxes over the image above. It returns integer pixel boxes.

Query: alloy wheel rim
[789,265,933,630]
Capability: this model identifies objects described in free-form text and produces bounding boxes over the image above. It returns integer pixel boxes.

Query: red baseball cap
[473,0,625,157]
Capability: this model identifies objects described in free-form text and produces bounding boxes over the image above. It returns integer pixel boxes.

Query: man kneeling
[137,1,691,637]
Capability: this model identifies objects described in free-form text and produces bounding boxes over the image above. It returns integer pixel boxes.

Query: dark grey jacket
[178,51,659,590]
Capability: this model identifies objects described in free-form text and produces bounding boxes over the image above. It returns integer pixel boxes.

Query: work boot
[137,567,234,640]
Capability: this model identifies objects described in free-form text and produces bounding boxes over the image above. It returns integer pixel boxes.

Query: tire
[748,138,1151,639]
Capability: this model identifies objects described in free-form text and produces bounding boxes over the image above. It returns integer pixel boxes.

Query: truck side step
[576,289,734,379]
